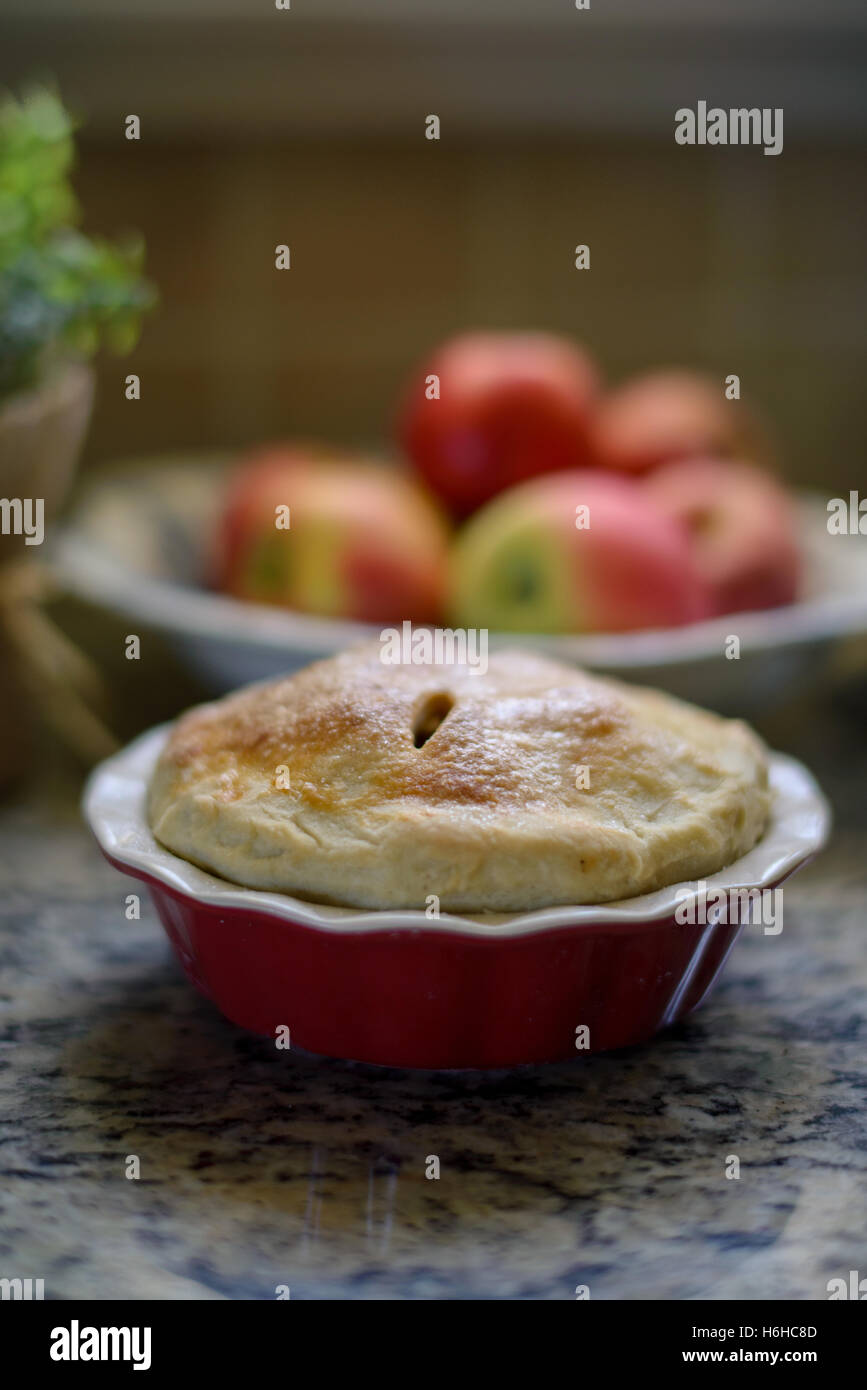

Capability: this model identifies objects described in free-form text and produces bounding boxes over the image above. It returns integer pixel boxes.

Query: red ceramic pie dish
[84,727,829,1069]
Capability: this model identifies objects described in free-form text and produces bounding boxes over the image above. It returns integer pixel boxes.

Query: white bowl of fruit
[53,331,867,711]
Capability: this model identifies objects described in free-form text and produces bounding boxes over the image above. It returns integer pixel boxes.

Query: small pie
[148,645,771,912]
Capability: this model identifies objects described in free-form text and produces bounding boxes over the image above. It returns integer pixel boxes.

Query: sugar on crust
[148,644,771,912]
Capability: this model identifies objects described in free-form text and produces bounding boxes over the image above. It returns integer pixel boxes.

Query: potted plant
[0,85,154,781]
[0,84,154,540]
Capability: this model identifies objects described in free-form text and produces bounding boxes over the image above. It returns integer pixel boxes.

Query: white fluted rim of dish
[84,724,830,938]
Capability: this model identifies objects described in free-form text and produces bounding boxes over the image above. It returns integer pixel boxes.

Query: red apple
[641,457,801,616]
[214,444,450,623]
[449,470,712,634]
[590,369,770,475]
[398,331,601,518]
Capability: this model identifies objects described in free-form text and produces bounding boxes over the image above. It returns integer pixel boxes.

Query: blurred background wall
[1,0,866,490]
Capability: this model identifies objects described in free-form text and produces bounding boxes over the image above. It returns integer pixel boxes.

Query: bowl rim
[83,723,831,940]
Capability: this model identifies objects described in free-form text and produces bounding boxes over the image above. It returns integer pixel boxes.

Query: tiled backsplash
[75,137,867,493]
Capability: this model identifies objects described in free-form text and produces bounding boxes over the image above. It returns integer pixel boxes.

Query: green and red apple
[399,331,601,518]
[641,457,801,615]
[449,470,713,634]
[590,369,771,475]
[214,444,450,623]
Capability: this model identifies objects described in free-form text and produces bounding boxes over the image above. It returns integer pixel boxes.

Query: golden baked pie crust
[148,645,771,912]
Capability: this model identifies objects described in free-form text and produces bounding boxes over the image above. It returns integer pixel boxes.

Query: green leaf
[0,83,155,400]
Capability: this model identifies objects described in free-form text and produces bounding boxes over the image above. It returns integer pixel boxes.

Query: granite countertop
[1,691,865,1301]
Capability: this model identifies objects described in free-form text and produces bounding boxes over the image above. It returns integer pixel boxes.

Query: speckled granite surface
[1,693,865,1301]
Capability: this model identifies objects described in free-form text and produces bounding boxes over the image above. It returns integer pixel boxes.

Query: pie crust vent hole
[412,692,455,748]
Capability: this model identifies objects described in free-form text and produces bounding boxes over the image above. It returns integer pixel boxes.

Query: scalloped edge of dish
[84,724,831,939]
